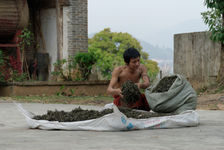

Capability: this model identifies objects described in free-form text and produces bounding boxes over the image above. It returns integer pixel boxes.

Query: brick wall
[67,0,88,55]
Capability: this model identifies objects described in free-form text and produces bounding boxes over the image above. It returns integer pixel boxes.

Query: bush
[0,50,5,82]
[74,52,96,80]
[51,59,68,81]
[0,50,28,83]
[51,52,96,81]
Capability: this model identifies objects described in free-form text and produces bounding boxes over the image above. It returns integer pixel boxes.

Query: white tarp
[16,103,199,131]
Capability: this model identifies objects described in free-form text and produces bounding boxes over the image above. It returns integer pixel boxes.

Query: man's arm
[107,67,123,97]
[137,65,150,89]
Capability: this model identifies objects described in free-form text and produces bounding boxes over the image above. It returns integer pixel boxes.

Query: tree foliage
[202,0,224,84]
[88,28,159,80]
[201,0,224,42]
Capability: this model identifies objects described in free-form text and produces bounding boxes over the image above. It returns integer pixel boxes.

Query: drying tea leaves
[33,107,177,122]
[33,107,113,122]
[119,107,177,119]
[152,76,177,93]
[121,80,141,104]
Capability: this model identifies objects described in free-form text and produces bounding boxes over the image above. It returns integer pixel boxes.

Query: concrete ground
[0,102,224,150]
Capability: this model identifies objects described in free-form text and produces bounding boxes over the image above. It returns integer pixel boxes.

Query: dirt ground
[1,90,224,111]
[197,93,224,110]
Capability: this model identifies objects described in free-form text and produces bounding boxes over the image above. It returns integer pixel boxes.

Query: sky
[88,0,208,49]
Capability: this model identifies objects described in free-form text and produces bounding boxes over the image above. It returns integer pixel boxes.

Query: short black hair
[123,48,140,64]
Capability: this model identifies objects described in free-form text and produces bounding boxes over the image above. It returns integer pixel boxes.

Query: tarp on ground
[145,74,197,114]
[16,103,199,131]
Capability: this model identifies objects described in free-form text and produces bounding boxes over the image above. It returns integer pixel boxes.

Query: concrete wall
[63,6,69,60]
[40,8,57,72]
[174,31,221,89]
[0,81,109,96]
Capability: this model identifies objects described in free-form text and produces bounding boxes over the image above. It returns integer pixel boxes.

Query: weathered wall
[174,31,221,89]
[0,81,109,96]
[36,0,88,78]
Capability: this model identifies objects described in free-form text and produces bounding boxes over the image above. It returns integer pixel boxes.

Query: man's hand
[115,88,123,98]
[136,83,141,89]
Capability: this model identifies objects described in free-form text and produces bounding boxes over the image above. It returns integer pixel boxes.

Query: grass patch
[214,85,224,94]
[0,95,113,106]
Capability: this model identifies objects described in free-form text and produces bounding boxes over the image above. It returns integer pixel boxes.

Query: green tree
[201,0,224,85]
[143,60,160,81]
[88,28,159,80]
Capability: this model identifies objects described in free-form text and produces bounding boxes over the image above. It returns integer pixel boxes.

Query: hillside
[139,40,173,60]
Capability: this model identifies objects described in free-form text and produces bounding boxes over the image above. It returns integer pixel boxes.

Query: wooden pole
[56,0,63,60]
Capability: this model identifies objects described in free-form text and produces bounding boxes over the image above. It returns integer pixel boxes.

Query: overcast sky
[88,0,208,49]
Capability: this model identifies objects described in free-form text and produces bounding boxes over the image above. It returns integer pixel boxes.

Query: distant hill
[139,39,173,73]
[139,40,173,61]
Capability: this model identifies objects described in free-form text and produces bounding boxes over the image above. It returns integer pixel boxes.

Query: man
[107,48,150,111]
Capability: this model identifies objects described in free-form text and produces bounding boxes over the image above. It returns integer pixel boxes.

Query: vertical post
[14,30,23,74]
[160,70,162,79]
[56,0,63,60]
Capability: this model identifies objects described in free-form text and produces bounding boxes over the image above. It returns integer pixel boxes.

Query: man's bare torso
[114,65,143,88]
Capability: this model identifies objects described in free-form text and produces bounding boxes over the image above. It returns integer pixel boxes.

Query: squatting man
[107,48,151,111]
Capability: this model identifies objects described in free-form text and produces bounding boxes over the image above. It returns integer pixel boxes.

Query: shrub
[0,50,5,82]
[0,50,28,83]
[74,52,97,80]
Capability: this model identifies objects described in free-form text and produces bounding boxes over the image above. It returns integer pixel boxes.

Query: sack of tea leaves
[145,74,197,113]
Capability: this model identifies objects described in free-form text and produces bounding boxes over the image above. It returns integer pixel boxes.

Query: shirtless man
[107,48,150,110]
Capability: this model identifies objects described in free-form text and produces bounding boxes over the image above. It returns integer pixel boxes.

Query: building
[0,0,88,80]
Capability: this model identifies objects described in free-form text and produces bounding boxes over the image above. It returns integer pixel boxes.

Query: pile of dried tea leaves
[33,107,113,122]
[33,107,177,122]
[121,80,141,104]
[118,107,177,119]
[152,76,177,93]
